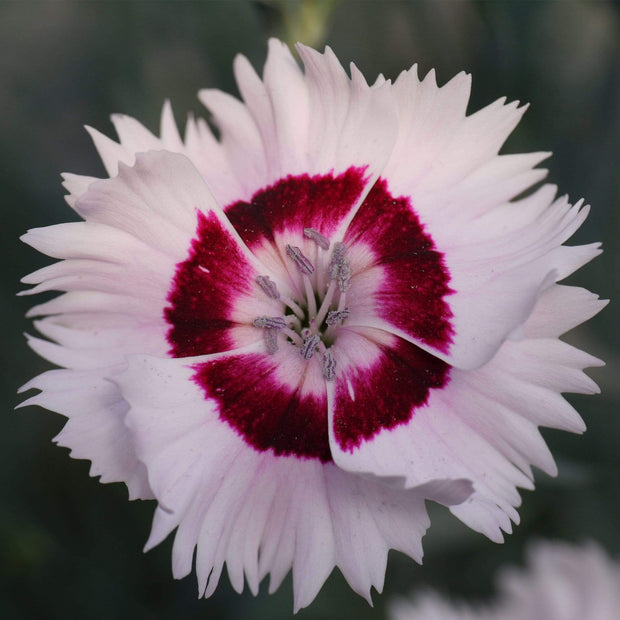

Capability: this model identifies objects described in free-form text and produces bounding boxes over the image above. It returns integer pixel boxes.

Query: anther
[303,228,330,250]
[253,316,287,329]
[263,328,279,354]
[328,242,347,279]
[326,308,350,325]
[300,334,321,360]
[322,349,336,381]
[327,242,352,292]
[336,259,351,292]
[255,275,280,299]
[286,245,315,275]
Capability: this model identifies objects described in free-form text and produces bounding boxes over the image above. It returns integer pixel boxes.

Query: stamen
[328,242,347,279]
[303,228,330,250]
[336,258,351,292]
[314,280,337,328]
[286,245,314,275]
[255,275,280,299]
[303,274,317,319]
[337,291,348,313]
[281,295,305,320]
[263,328,279,354]
[259,239,353,364]
[326,308,350,325]
[300,334,321,360]
[285,314,302,330]
[281,327,304,347]
[322,349,336,381]
[253,316,287,329]
[327,242,352,292]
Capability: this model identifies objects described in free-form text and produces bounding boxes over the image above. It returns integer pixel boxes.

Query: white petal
[329,285,602,541]
[85,125,134,176]
[32,318,168,355]
[118,353,457,610]
[183,113,245,207]
[61,172,99,208]
[18,369,152,500]
[214,43,400,232]
[523,284,608,339]
[437,192,593,369]
[111,113,162,153]
[197,86,267,199]
[85,101,187,178]
[386,67,529,200]
[26,290,165,321]
[21,220,167,263]
[160,100,184,149]
[298,45,400,238]
[262,38,311,178]
[75,151,205,258]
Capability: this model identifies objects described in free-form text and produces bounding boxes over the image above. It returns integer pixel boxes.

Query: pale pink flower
[20,39,604,609]
[499,541,620,620]
[391,541,620,620]
[391,591,493,620]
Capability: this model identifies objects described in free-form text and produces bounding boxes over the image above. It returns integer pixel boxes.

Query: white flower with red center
[390,541,620,620]
[20,39,605,610]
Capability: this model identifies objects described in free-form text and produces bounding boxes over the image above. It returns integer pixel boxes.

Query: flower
[391,591,492,620]
[19,39,604,610]
[390,541,620,620]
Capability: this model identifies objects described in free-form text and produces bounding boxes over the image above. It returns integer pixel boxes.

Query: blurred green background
[2,1,619,618]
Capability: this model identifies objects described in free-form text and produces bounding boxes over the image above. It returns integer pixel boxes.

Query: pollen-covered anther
[286,244,314,275]
[326,308,350,325]
[328,242,346,278]
[327,241,351,292]
[253,316,287,329]
[255,275,280,299]
[337,260,351,292]
[303,227,330,250]
[322,349,336,381]
[263,328,279,354]
[300,334,321,360]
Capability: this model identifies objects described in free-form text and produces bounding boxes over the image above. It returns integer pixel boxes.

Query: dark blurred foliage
[2,1,619,619]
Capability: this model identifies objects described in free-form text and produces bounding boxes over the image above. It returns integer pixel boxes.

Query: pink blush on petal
[193,353,332,462]
[225,167,368,249]
[345,178,454,352]
[332,337,450,453]
[165,210,258,356]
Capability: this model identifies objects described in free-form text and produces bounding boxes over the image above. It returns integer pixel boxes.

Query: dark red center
[165,169,452,462]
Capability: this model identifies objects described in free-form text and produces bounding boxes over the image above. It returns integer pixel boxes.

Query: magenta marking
[165,211,254,356]
[333,339,450,452]
[225,168,367,249]
[344,178,454,352]
[194,354,331,462]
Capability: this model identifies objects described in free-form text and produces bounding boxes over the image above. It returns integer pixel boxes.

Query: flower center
[252,230,351,381]
[164,169,453,463]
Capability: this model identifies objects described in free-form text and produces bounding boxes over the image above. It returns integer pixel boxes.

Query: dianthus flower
[390,541,620,620]
[20,39,605,609]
